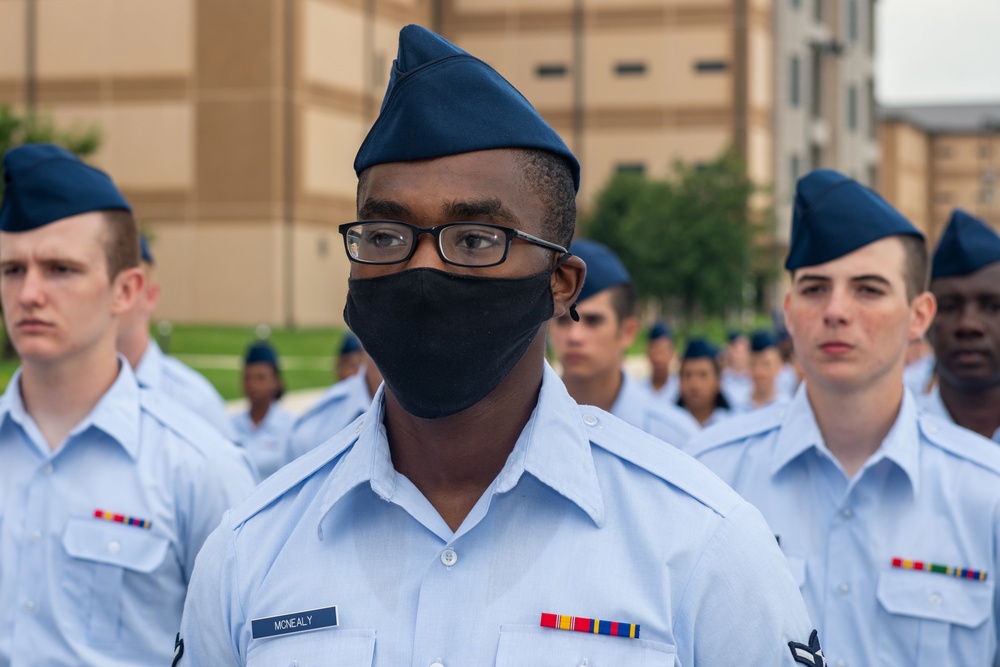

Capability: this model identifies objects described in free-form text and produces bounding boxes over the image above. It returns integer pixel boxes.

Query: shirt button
[930,592,942,605]
[837,583,851,594]
[107,540,121,554]
[31,531,42,542]
[42,464,54,475]
[440,548,458,567]
[24,601,36,613]
[430,661,445,667]
[841,508,854,520]
[583,414,599,427]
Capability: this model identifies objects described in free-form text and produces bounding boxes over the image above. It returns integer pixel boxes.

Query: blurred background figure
[284,331,382,463]
[922,208,1000,442]
[116,234,234,438]
[774,328,802,397]
[336,332,364,382]
[721,330,751,407]
[678,338,731,428]
[736,330,789,412]
[230,341,294,478]
[552,239,698,447]
[644,320,681,403]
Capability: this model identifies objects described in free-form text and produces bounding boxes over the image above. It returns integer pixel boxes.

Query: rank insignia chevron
[788,630,826,666]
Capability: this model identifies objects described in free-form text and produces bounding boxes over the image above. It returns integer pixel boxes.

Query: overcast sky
[876,0,1000,105]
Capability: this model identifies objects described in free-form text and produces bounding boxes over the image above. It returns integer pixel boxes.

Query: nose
[17,266,45,309]
[822,284,850,327]
[955,302,985,339]
[407,230,448,270]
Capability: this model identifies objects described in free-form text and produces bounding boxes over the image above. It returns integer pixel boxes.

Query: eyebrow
[795,273,893,287]
[357,197,519,225]
[358,199,413,220]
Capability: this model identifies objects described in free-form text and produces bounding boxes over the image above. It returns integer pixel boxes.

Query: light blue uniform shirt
[179,363,816,667]
[612,371,699,448]
[903,355,935,396]
[721,368,752,408]
[135,339,234,439]
[690,385,1000,666]
[642,373,680,404]
[918,384,1000,444]
[231,403,296,479]
[0,362,257,667]
[283,370,372,464]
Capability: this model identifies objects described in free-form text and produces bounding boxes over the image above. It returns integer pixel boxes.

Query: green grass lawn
[0,324,350,400]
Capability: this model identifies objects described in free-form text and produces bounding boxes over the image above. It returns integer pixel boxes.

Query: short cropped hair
[898,234,929,302]
[606,282,636,324]
[512,149,577,249]
[100,210,141,279]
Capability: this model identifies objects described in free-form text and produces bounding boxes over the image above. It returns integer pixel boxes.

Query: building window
[866,78,877,139]
[791,0,801,7]
[848,0,859,43]
[810,52,822,119]
[536,64,568,78]
[616,163,646,176]
[694,60,728,73]
[810,144,823,170]
[615,62,647,76]
[790,154,801,189]
[847,85,857,131]
[867,165,878,189]
[790,56,801,107]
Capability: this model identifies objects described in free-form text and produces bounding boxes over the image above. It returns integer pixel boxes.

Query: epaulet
[580,406,745,518]
[919,412,1000,476]
[139,388,229,457]
[228,414,364,526]
[686,403,787,457]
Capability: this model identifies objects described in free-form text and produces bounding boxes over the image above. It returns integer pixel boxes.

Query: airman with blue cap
[733,330,791,413]
[115,233,234,439]
[921,209,1000,442]
[645,320,681,401]
[230,341,295,479]
[721,329,752,407]
[677,338,732,427]
[551,239,699,447]
[178,25,818,667]
[689,170,1000,665]
[0,144,256,666]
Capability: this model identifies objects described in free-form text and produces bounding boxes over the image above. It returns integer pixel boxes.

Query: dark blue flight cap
[726,330,744,343]
[339,332,362,356]
[931,209,1000,279]
[0,143,131,233]
[354,25,581,191]
[649,320,673,341]
[785,169,922,271]
[245,341,279,368]
[569,239,631,303]
[139,233,154,264]
[750,330,778,353]
[683,338,719,361]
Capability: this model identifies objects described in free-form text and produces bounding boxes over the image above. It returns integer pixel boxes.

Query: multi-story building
[0,0,878,325]
[880,102,1000,241]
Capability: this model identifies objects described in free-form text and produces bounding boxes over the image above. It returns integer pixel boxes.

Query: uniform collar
[134,338,164,389]
[317,362,605,529]
[0,358,142,459]
[771,383,921,492]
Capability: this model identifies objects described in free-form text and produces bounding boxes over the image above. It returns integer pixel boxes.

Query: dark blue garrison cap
[354,25,580,191]
[245,341,279,368]
[569,239,631,303]
[649,321,673,341]
[931,209,1000,279]
[139,234,154,264]
[683,338,719,361]
[750,330,778,352]
[785,169,922,271]
[339,332,363,356]
[0,143,131,233]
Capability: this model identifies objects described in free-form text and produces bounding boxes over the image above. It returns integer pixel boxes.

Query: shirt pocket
[496,624,677,667]
[246,628,376,667]
[876,569,994,666]
[61,517,170,644]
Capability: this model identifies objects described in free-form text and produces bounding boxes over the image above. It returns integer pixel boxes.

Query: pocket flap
[496,624,676,666]
[62,517,169,573]
[877,569,994,628]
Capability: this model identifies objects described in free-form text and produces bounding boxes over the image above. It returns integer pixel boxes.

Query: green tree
[0,105,101,196]
[582,149,771,328]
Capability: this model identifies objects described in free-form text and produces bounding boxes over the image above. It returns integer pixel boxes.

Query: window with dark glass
[790,56,801,107]
[536,64,568,78]
[615,62,647,76]
[694,60,728,73]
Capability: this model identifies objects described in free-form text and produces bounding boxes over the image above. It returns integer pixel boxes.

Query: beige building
[0,0,879,325]
[880,102,1000,242]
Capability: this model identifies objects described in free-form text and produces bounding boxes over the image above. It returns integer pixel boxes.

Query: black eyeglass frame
[338,220,570,268]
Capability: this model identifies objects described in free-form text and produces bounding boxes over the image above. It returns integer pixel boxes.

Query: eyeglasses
[339,220,569,268]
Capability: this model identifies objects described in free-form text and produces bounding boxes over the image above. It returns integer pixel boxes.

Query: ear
[619,315,639,349]
[782,291,795,339]
[143,279,161,311]
[110,267,145,317]
[908,291,937,343]
[552,254,586,318]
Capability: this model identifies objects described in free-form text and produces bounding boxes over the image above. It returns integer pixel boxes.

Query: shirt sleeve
[673,499,819,666]
[176,514,245,667]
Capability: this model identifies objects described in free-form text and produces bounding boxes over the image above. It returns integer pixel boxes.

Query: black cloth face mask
[344,266,557,419]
